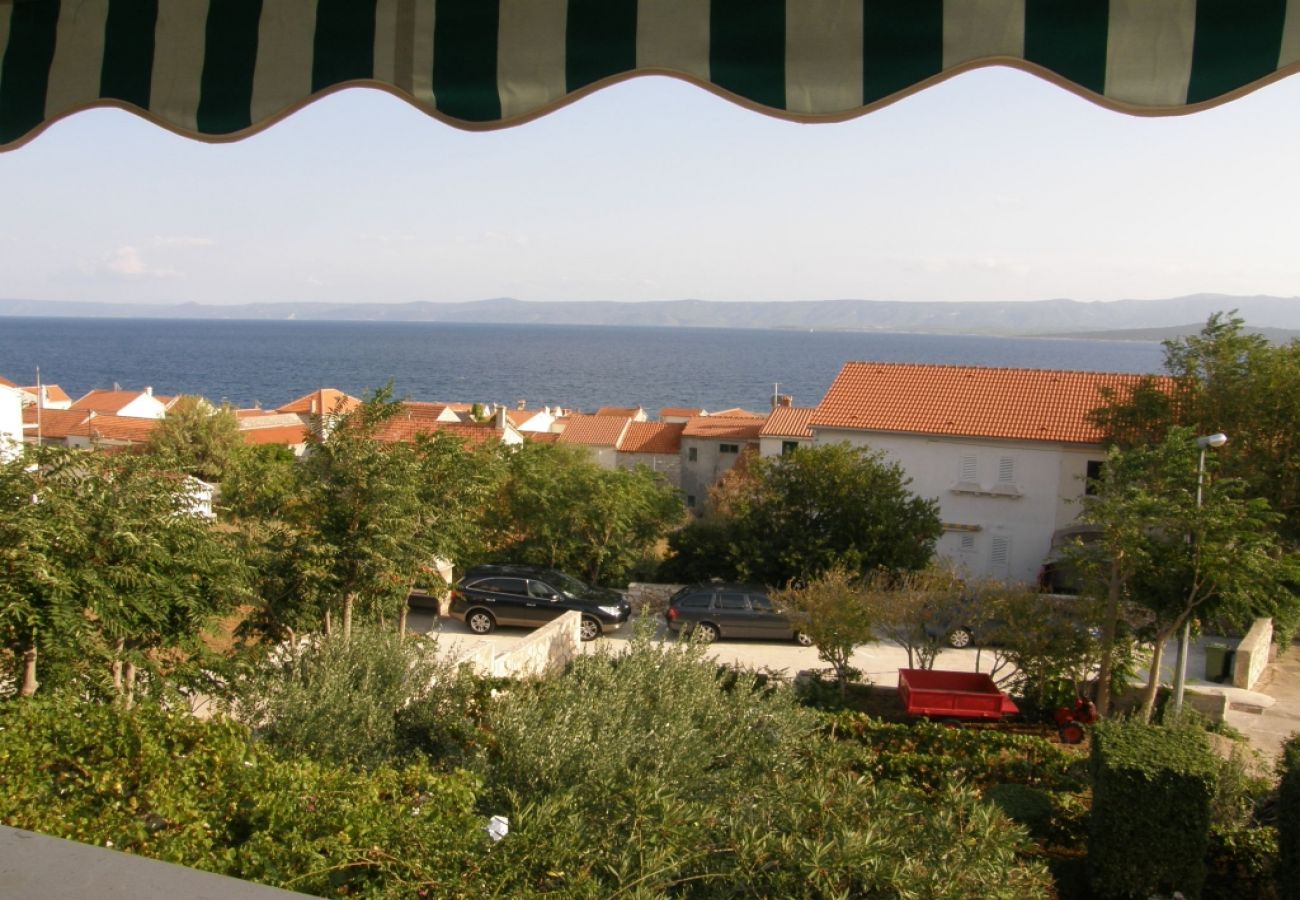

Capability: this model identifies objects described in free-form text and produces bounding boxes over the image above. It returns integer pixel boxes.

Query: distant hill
[1033,323,1300,343]
[2,293,1299,337]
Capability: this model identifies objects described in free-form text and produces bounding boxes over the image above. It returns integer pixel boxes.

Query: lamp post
[1171,432,1228,716]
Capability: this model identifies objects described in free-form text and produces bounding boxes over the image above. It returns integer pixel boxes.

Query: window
[688,446,698,462]
[960,455,977,482]
[719,443,739,453]
[749,593,774,611]
[678,594,710,610]
[1086,459,1105,495]
[998,456,1015,483]
[990,537,1011,576]
[718,592,747,610]
[781,441,799,455]
[686,494,696,508]
[472,577,527,595]
[527,580,558,599]
[959,534,976,554]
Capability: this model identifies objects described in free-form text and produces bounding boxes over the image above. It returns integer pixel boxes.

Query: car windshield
[547,571,591,596]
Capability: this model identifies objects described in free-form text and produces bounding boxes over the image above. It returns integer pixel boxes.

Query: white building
[70,387,168,419]
[0,382,23,461]
[759,406,814,457]
[809,362,1163,584]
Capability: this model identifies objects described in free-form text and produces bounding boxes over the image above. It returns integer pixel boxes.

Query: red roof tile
[811,362,1170,445]
[374,417,503,446]
[659,406,704,418]
[619,422,685,455]
[241,424,311,446]
[558,415,631,447]
[760,407,815,439]
[277,389,361,416]
[22,407,90,438]
[71,389,163,415]
[682,416,765,441]
[0,375,15,387]
[18,384,72,405]
[68,414,159,443]
[708,407,764,419]
[595,406,642,418]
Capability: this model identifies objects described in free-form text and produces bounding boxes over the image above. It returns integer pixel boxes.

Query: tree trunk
[398,601,409,637]
[342,593,354,641]
[323,608,332,637]
[123,661,137,711]
[1095,562,1122,716]
[1139,630,1172,723]
[111,638,125,695]
[19,644,38,697]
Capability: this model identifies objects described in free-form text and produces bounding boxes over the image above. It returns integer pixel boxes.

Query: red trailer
[897,669,1019,721]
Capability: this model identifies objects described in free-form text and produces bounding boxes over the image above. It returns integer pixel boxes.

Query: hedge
[1088,720,1218,899]
[1280,733,1300,898]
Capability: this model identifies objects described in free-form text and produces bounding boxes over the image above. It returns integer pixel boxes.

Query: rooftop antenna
[35,366,42,445]
[772,382,779,410]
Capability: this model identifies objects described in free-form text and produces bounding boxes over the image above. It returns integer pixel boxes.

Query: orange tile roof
[277,388,361,416]
[68,413,159,443]
[526,431,561,444]
[708,407,764,419]
[0,375,15,387]
[760,407,815,439]
[241,424,311,446]
[811,362,1171,445]
[374,417,503,446]
[558,415,631,447]
[659,406,704,418]
[70,389,161,415]
[682,416,765,441]
[619,422,685,455]
[19,384,72,404]
[595,406,642,418]
[22,407,90,438]
[400,401,455,419]
[505,409,533,426]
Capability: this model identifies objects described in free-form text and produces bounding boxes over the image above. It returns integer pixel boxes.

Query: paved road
[409,609,1001,684]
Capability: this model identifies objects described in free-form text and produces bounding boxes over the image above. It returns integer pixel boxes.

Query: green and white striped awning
[3,0,1299,150]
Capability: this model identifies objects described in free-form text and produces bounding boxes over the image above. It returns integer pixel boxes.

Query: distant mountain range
[2,293,1299,338]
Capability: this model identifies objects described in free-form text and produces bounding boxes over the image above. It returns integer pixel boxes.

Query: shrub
[1088,720,1218,899]
[1280,733,1300,898]
[477,632,1052,896]
[0,695,486,896]
[232,627,479,768]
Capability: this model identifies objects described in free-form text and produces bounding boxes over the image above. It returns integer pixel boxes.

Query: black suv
[664,583,813,645]
[449,564,631,642]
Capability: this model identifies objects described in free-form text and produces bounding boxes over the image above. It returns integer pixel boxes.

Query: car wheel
[795,631,814,647]
[693,622,719,644]
[466,610,495,635]
[947,627,973,649]
[579,616,601,642]
[1058,722,1087,745]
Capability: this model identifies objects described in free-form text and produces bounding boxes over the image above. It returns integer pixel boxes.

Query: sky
[1,65,1299,307]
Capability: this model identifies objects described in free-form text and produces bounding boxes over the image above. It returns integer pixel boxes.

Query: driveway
[409,609,1002,685]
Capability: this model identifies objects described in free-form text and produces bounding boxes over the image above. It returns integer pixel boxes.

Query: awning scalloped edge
[2,1,1298,151]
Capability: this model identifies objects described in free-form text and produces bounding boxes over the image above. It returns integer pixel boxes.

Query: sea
[0,317,1167,413]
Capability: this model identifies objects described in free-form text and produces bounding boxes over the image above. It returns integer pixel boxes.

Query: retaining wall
[1232,618,1274,690]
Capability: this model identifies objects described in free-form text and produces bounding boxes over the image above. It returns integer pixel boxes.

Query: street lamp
[1171,432,1228,716]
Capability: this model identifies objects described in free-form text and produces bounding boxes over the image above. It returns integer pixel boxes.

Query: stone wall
[487,611,582,679]
[1232,618,1274,690]
[626,582,685,616]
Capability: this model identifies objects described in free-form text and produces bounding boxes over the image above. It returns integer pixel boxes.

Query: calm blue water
[0,317,1166,412]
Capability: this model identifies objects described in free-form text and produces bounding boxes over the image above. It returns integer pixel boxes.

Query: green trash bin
[1204,643,1230,683]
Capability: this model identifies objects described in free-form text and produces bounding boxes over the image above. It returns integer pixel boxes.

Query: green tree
[486,442,683,585]
[673,443,942,586]
[1076,427,1299,721]
[0,445,246,701]
[866,565,969,670]
[1092,312,1300,543]
[144,395,242,483]
[219,443,299,521]
[774,566,874,698]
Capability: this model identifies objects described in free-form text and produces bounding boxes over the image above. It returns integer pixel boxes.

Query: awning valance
[3,0,1298,150]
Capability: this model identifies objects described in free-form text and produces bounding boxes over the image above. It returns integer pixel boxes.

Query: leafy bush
[1280,733,1300,898]
[476,632,1052,896]
[0,695,486,896]
[1088,720,1218,899]
[232,627,481,768]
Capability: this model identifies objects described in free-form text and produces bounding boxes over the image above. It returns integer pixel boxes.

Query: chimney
[144,385,153,396]
[778,394,793,407]
[494,406,508,430]
[311,398,318,415]
[517,399,527,410]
